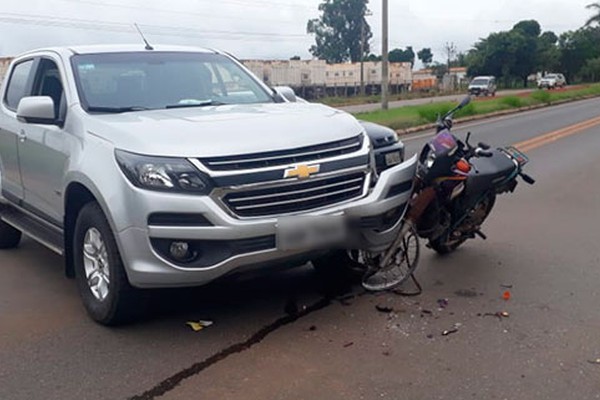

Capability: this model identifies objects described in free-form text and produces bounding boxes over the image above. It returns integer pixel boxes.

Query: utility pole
[444,41,457,91]
[360,9,372,97]
[381,0,389,109]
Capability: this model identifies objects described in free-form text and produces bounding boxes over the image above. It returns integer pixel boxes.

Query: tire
[312,250,366,282]
[429,194,496,255]
[428,236,467,255]
[0,219,22,249]
[73,202,142,325]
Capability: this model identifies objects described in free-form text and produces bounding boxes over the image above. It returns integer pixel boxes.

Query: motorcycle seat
[467,150,517,194]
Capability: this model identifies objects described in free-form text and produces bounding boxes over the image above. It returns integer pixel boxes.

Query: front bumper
[117,155,417,288]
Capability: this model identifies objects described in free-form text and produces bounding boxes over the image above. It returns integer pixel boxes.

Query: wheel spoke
[82,227,111,302]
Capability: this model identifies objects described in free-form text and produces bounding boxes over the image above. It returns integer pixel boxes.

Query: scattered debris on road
[308,325,317,332]
[483,311,510,321]
[442,328,459,336]
[186,320,214,332]
[503,291,512,301]
[500,284,514,289]
[376,305,394,314]
[343,342,354,348]
[587,359,600,365]
[437,298,449,309]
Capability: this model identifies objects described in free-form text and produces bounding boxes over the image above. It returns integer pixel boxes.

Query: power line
[55,0,314,24]
[0,12,310,40]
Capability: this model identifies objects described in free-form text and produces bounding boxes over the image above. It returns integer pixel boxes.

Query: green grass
[355,84,600,131]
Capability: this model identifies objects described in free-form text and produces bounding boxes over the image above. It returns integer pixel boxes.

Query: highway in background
[341,88,534,113]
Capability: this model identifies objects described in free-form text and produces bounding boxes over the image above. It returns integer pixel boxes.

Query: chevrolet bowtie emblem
[284,164,320,179]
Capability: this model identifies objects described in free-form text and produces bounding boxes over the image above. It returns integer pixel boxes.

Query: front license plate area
[385,151,402,166]
[276,214,347,251]
[503,146,529,166]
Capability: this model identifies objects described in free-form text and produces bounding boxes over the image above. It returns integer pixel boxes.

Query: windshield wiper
[165,100,226,109]
[87,106,152,114]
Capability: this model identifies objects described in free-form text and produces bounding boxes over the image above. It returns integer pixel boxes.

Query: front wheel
[73,202,142,325]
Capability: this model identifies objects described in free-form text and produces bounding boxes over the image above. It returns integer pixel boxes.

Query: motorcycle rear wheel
[429,194,496,255]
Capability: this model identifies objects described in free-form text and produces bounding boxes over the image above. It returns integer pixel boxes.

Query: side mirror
[459,96,471,108]
[273,86,297,103]
[17,96,56,125]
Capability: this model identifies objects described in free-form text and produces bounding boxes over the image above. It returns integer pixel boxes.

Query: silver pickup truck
[0,45,417,324]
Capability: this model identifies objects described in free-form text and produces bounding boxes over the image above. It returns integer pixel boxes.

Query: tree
[417,48,433,67]
[465,20,546,87]
[537,31,560,73]
[388,47,415,66]
[585,2,600,26]
[307,0,372,63]
[580,57,600,81]
[430,63,447,80]
[512,21,541,87]
[559,26,600,82]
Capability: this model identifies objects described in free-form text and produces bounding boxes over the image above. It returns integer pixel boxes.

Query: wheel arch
[63,179,117,278]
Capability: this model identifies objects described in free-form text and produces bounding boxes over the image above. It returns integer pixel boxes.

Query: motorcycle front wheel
[362,224,420,291]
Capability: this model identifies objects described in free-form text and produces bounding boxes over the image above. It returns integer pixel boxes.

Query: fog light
[170,241,191,261]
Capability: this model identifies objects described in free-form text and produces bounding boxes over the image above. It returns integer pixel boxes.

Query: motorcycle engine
[450,200,490,239]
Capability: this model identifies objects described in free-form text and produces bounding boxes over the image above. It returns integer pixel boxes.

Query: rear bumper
[117,155,418,288]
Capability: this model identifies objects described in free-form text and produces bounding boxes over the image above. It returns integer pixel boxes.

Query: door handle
[18,130,27,143]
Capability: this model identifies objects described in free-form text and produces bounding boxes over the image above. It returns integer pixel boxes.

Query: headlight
[115,150,213,194]
[425,146,436,169]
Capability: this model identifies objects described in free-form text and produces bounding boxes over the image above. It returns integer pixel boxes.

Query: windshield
[71,52,273,112]
[470,78,489,86]
[544,74,557,79]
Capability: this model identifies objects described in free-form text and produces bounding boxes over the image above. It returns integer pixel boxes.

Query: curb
[395,93,600,136]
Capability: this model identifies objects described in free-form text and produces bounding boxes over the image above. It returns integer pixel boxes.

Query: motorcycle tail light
[456,159,471,173]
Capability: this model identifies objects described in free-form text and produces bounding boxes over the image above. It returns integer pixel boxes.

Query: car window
[4,59,35,111]
[471,78,489,85]
[31,58,65,119]
[71,52,273,111]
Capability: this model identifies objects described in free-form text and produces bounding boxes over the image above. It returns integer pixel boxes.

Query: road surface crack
[128,296,333,400]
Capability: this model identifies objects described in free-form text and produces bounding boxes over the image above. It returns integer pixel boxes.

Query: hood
[84,103,364,157]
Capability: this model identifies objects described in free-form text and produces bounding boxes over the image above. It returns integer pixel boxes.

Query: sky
[0,0,595,64]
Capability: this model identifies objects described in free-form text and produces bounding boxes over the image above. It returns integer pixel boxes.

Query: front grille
[200,135,363,171]
[223,172,366,218]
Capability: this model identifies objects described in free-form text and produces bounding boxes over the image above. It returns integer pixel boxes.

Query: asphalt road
[2,98,600,400]
[340,89,532,113]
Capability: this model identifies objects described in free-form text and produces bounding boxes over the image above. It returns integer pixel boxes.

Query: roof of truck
[17,44,218,58]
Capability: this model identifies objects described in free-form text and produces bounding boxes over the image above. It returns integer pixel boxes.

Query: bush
[416,103,454,123]
[499,96,523,108]
[530,90,551,104]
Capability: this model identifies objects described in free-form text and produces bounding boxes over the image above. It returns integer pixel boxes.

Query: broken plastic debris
[442,328,458,336]
[186,320,214,332]
[483,311,510,320]
[588,359,600,365]
[437,298,449,309]
[502,291,511,301]
[500,284,513,289]
[376,305,394,313]
[343,342,354,348]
